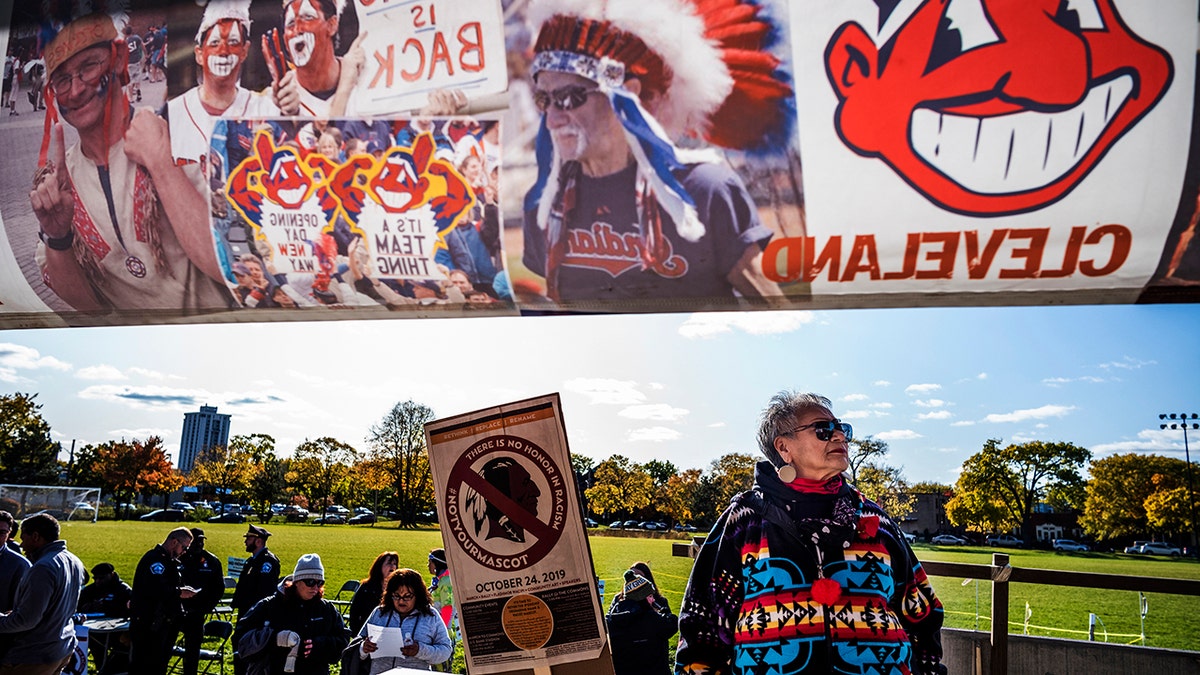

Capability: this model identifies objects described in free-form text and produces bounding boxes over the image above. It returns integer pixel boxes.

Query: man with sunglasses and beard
[521,0,792,310]
[29,12,232,314]
[676,392,948,675]
[233,554,348,675]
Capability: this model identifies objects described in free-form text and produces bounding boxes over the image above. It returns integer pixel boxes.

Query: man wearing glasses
[29,12,230,313]
[676,391,948,675]
[520,0,791,308]
[130,527,198,675]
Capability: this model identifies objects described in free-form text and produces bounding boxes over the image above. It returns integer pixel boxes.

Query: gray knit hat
[292,553,325,583]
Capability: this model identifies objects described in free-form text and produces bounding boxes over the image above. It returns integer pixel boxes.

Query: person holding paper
[357,568,451,673]
[130,527,197,675]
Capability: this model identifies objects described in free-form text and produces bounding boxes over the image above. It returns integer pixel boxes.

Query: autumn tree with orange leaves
[75,437,183,518]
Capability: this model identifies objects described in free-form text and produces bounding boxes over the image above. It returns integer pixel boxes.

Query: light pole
[1158,412,1199,552]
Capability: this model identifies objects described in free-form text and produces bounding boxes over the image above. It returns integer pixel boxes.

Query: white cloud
[877,429,923,441]
[618,404,689,422]
[951,420,976,427]
[983,404,1076,423]
[841,409,874,420]
[626,426,682,442]
[562,378,646,405]
[707,422,726,428]
[841,393,869,402]
[977,373,988,380]
[1098,356,1156,371]
[1042,375,1106,387]
[914,399,946,408]
[76,365,127,381]
[678,311,815,339]
[917,410,953,421]
[108,427,175,440]
[873,380,891,387]
[0,344,71,383]
[128,367,181,380]
[870,402,894,409]
[1091,428,1188,457]
[905,383,942,395]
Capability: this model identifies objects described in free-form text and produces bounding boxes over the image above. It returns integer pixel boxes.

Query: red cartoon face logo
[368,149,429,213]
[826,0,1172,216]
[262,144,314,209]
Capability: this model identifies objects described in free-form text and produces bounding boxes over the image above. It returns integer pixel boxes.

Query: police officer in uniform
[130,527,196,675]
[232,524,280,675]
[179,528,225,675]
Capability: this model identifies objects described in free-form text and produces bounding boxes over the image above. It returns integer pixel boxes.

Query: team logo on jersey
[563,222,688,279]
[150,562,165,575]
[825,0,1172,216]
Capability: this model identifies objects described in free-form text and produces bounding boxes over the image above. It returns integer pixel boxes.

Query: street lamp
[1158,412,1199,552]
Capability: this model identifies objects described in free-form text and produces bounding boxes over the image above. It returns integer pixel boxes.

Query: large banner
[425,394,610,675]
[0,0,1197,329]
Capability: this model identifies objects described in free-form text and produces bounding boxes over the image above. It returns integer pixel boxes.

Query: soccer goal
[0,484,102,522]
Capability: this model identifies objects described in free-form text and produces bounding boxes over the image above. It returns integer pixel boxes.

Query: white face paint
[207,54,240,77]
[284,0,322,68]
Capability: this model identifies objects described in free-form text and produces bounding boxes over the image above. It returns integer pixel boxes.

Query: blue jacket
[0,540,86,665]
[357,605,451,673]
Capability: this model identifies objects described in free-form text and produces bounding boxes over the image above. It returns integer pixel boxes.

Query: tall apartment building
[178,405,231,473]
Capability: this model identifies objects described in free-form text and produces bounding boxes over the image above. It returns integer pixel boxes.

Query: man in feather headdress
[29,11,231,313]
[521,0,793,308]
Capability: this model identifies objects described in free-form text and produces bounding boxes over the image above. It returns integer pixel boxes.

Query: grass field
[56,520,1200,669]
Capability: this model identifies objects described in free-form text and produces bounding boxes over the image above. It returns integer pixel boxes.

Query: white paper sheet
[366,624,410,657]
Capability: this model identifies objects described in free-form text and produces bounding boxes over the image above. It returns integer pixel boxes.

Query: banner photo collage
[0,0,1197,329]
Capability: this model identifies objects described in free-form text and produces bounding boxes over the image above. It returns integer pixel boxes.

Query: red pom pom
[811,578,842,606]
[858,515,880,538]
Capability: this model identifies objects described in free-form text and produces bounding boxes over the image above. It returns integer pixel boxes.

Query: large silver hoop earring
[777,464,796,483]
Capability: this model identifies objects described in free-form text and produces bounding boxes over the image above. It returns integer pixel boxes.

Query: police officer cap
[246,524,272,539]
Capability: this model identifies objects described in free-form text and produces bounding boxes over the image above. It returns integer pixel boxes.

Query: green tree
[847,437,889,483]
[1079,453,1188,540]
[1144,484,1193,537]
[291,437,357,521]
[856,463,914,521]
[909,481,953,495]
[0,392,62,485]
[190,443,255,505]
[946,439,1091,540]
[570,454,596,478]
[585,455,652,518]
[691,453,757,527]
[365,400,436,527]
[247,454,290,522]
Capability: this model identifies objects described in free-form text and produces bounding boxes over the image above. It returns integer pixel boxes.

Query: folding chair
[329,579,360,618]
[196,620,233,675]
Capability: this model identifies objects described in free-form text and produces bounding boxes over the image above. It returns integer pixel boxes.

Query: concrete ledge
[941,628,1200,675]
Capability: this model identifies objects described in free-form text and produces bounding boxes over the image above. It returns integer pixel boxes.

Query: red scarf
[784,475,844,495]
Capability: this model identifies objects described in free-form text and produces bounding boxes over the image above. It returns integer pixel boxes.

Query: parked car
[353,507,374,515]
[324,505,350,515]
[1124,540,1151,554]
[347,513,376,525]
[312,514,346,525]
[207,512,246,524]
[608,520,623,529]
[584,518,598,528]
[639,521,660,531]
[170,502,195,511]
[1138,542,1182,556]
[985,534,1024,548]
[622,520,640,529]
[931,534,968,546]
[902,532,916,543]
[1053,539,1090,552]
[141,509,186,522]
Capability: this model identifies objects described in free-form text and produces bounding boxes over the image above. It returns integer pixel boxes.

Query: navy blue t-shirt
[523,162,772,303]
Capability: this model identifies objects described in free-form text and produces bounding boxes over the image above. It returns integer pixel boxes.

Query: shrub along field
[55,520,1200,671]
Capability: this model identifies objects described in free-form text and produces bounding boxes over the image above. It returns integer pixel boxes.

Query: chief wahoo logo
[825,0,1173,216]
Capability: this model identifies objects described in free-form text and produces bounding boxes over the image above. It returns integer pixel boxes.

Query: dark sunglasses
[533,84,601,113]
[298,578,324,588]
[785,419,853,442]
[391,592,415,601]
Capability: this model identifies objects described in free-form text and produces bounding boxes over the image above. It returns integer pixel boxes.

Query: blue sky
[0,303,1197,485]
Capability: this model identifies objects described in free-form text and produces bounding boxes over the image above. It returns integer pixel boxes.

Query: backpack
[340,636,369,675]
